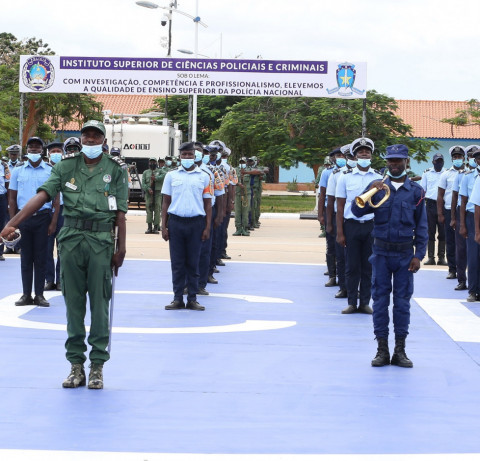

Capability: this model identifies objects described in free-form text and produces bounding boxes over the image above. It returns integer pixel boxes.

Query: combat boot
[241,229,250,236]
[437,240,447,266]
[390,337,413,368]
[371,337,390,367]
[233,228,243,236]
[153,225,160,234]
[62,363,86,388]
[88,363,104,389]
[145,224,153,234]
[423,240,436,265]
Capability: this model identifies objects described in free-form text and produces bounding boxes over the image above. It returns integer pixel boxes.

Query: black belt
[374,238,413,251]
[168,214,204,221]
[29,209,51,217]
[345,218,372,224]
[426,198,437,204]
[64,217,113,232]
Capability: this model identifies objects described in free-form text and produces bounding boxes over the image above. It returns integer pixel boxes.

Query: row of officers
[316,137,480,368]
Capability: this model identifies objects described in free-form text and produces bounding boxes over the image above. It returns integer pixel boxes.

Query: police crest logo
[22,56,55,92]
[327,62,365,97]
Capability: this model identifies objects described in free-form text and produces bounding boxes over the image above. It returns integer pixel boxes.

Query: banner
[19,56,367,99]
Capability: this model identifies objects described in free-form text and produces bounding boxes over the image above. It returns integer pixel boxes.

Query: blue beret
[385,144,409,159]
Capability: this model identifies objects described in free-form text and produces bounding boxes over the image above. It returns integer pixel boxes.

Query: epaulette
[332,169,341,175]
[44,161,53,168]
[464,169,474,175]
[410,180,422,189]
[16,161,25,167]
[423,167,432,173]
[63,152,80,160]
[326,165,334,170]
[374,169,382,175]
[343,169,353,174]
[109,155,128,170]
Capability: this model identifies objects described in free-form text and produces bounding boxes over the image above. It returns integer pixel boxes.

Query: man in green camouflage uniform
[233,157,251,236]
[249,156,267,229]
[1,120,128,390]
[142,157,166,234]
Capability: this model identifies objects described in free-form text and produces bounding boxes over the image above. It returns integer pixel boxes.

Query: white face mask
[27,153,42,163]
[221,158,228,165]
[82,144,103,159]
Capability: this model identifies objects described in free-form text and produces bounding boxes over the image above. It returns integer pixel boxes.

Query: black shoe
[466,293,477,302]
[221,253,231,260]
[165,300,185,310]
[216,259,225,266]
[213,267,220,273]
[198,287,209,296]
[183,287,188,295]
[358,304,373,314]
[186,300,205,311]
[324,277,338,287]
[455,282,467,291]
[437,258,448,266]
[334,289,347,299]
[341,305,358,314]
[207,275,218,284]
[152,225,160,234]
[446,271,457,279]
[33,295,50,307]
[15,295,34,306]
[423,258,436,265]
[44,281,56,291]
[4,248,14,255]
[323,270,329,276]
[145,227,153,234]
[371,338,390,367]
[56,283,62,291]
[390,338,413,368]
[0,255,4,261]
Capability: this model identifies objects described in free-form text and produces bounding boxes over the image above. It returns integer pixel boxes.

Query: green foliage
[441,99,480,132]
[286,176,299,192]
[213,90,438,169]
[0,33,102,146]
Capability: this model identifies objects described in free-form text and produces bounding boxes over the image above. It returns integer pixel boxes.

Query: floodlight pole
[362,98,367,137]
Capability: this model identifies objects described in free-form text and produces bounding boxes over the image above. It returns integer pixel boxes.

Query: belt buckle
[83,220,93,231]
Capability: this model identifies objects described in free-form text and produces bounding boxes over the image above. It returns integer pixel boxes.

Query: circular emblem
[103,174,112,183]
[360,139,367,146]
[22,56,55,92]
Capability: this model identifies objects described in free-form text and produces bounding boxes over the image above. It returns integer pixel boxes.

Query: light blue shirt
[326,166,347,213]
[421,167,445,200]
[470,175,480,207]
[162,165,212,217]
[319,166,336,206]
[0,163,8,195]
[438,167,462,210]
[336,167,382,220]
[452,170,466,194]
[459,169,480,213]
[9,160,52,211]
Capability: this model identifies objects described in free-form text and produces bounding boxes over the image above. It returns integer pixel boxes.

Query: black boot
[423,240,436,265]
[390,337,413,368]
[145,224,153,234]
[437,240,447,265]
[153,225,160,234]
[371,337,390,367]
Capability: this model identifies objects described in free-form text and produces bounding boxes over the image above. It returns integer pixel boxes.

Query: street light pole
[192,0,199,142]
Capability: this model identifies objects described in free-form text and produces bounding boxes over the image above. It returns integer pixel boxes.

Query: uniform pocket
[103,270,112,301]
[400,201,416,226]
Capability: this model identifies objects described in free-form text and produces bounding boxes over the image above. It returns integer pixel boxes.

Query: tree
[0,33,102,148]
[441,99,480,136]
[213,91,439,177]
[147,95,243,142]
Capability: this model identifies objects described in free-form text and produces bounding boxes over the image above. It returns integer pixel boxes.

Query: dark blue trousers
[199,206,215,288]
[344,219,374,306]
[324,209,336,278]
[18,211,51,296]
[444,208,456,273]
[210,204,220,275]
[333,212,346,290]
[455,208,467,284]
[466,211,480,295]
[221,211,231,256]
[370,251,414,339]
[0,193,7,257]
[168,214,204,302]
[46,206,64,284]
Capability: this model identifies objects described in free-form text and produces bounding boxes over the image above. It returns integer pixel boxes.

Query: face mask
[10,159,18,165]
[82,144,103,159]
[221,158,228,165]
[50,153,62,164]
[452,159,464,168]
[166,160,172,167]
[347,159,357,168]
[335,158,346,168]
[387,170,406,179]
[149,164,156,170]
[216,153,221,161]
[469,158,477,168]
[181,158,195,169]
[195,152,203,162]
[357,158,371,168]
[239,164,246,169]
[27,153,42,163]
[202,155,209,164]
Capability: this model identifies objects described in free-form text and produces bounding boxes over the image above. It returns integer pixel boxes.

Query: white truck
[103,112,182,206]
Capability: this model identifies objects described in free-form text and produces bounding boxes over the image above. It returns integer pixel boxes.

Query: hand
[1,226,17,241]
[162,227,169,242]
[336,233,346,247]
[450,219,456,230]
[111,249,126,276]
[408,257,421,272]
[318,214,325,226]
[438,213,445,225]
[201,227,210,241]
[476,232,480,245]
[214,217,221,228]
[460,225,468,239]
[326,223,333,235]
[148,188,153,196]
[370,180,385,191]
[47,221,57,236]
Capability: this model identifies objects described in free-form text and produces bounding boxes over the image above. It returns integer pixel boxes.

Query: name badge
[108,195,117,211]
[65,181,77,190]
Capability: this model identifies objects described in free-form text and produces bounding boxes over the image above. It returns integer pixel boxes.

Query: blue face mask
[27,153,42,163]
[239,164,246,169]
[452,159,464,168]
[82,144,103,159]
[202,155,209,164]
[347,159,357,168]
[195,152,203,162]
[387,170,407,179]
[336,158,346,168]
[181,158,195,169]
[50,153,63,164]
[357,158,371,168]
[216,153,221,161]
[469,158,477,168]
[166,160,172,167]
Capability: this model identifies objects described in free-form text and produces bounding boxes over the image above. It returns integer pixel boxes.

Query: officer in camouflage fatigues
[233,157,251,236]
[1,120,128,390]
[142,157,166,234]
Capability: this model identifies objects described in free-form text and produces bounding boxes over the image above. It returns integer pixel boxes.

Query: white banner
[19,55,367,99]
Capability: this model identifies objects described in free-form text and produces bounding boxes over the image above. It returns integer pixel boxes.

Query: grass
[260,195,316,213]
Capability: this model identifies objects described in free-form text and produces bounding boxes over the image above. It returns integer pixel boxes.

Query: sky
[1,0,479,101]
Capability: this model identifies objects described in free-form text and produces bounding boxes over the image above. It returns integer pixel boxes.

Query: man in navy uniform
[161,142,212,311]
[352,144,428,367]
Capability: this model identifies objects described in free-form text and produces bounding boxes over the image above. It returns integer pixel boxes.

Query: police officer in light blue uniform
[459,148,480,302]
[437,146,465,280]
[336,138,382,313]
[161,141,213,311]
[8,137,52,307]
[352,144,428,368]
